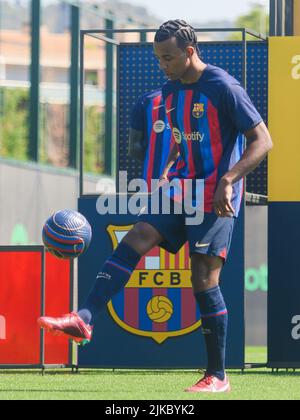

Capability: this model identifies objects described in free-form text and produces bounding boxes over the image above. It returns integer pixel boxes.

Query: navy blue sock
[78,242,141,324]
[195,286,228,381]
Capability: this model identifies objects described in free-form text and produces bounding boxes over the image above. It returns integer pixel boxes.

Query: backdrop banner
[268,37,300,367]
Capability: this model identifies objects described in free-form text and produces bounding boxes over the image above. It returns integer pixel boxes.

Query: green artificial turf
[0,348,299,400]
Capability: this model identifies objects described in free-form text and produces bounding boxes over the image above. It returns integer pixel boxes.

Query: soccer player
[38,20,273,393]
[128,89,180,190]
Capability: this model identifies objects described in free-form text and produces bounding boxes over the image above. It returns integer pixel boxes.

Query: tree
[229,3,269,40]
[84,105,105,174]
[0,88,29,161]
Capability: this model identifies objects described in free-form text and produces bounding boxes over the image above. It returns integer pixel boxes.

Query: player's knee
[133,222,161,242]
[123,222,162,255]
[191,254,222,293]
[191,274,219,293]
[191,271,207,293]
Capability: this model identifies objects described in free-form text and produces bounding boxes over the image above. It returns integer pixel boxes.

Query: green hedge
[0,87,105,174]
[0,87,29,161]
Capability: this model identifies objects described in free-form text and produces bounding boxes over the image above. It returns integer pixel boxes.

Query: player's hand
[213,178,235,218]
[150,175,169,196]
[158,175,169,188]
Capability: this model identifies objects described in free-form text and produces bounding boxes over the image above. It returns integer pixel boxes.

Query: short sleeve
[130,97,145,132]
[222,84,263,134]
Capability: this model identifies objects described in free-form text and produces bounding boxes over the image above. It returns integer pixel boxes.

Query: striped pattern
[42,210,92,259]
[43,223,85,258]
[201,309,228,319]
[165,89,243,214]
[136,244,191,271]
[144,95,161,188]
[159,244,191,270]
[142,94,174,190]
[112,287,200,333]
[110,242,196,334]
[43,224,83,245]
[106,260,133,276]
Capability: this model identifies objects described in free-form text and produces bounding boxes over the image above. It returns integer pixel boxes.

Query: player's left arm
[214,84,273,217]
[214,122,273,217]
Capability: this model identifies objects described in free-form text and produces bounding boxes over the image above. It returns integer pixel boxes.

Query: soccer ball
[42,209,92,259]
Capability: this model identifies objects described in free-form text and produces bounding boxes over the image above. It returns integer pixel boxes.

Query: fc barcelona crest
[106,225,201,344]
[192,103,205,119]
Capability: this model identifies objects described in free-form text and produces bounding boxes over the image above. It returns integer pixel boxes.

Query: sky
[10,0,269,24]
[125,0,269,23]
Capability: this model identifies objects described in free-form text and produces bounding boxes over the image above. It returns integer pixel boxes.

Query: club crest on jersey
[192,103,205,119]
[106,225,201,344]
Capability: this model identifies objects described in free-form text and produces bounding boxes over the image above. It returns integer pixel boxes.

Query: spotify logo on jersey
[172,128,182,144]
[153,120,166,134]
[172,128,205,144]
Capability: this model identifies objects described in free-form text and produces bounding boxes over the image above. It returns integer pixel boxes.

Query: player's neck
[180,60,207,85]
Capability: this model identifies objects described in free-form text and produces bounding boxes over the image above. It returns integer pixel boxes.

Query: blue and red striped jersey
[162,64,263,216]
[130,90,180,190]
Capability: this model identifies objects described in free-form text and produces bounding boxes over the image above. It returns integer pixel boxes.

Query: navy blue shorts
[136,196,235,261]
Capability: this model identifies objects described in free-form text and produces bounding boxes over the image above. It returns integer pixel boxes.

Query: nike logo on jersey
[153,105,165,110]
[166,107,176,114]
[195,242,210,248]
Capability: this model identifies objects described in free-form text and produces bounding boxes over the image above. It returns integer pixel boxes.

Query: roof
[0,28,105,69]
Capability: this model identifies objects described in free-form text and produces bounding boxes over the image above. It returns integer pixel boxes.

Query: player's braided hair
[155,20,200,56]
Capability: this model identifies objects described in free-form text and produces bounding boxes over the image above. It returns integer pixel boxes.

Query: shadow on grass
[240,370,300,377]
[0,370,76,376]
[0,369,300,378]
[0,369,202,376]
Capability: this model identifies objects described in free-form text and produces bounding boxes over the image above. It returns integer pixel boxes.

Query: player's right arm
[128,128,146,162]
[128,96,147,162]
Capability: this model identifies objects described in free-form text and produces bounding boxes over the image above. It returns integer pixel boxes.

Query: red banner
[0,251,41,364]
[44,252,71,365]
[0,249,71,366]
